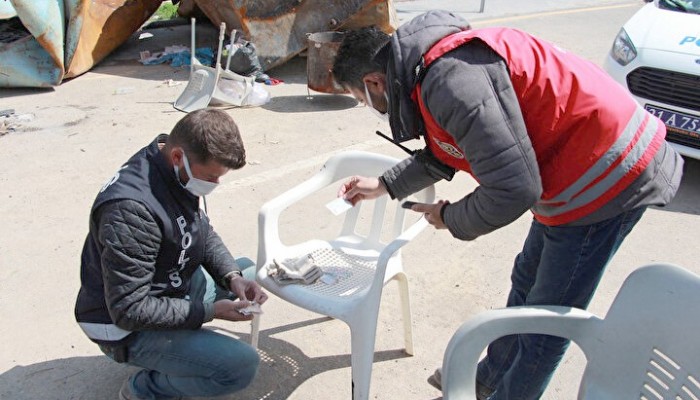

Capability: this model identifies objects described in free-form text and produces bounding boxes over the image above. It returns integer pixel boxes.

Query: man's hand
[229,276,268,305]
[213,299,256,322]
[337,176,388,205]
[410,200,450,229]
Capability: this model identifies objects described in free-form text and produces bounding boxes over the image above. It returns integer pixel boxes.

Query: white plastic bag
[214,78,270,107]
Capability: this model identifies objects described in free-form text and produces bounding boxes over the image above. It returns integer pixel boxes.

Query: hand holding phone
[401,201,419,210]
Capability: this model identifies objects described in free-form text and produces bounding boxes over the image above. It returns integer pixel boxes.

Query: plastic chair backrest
[577,264,700,398]
[440,264,700,400]
[255,151,436,338]
[257,151,434,267]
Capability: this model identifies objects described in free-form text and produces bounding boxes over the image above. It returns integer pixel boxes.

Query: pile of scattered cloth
[140,34,283,85]
[140,45,214,68]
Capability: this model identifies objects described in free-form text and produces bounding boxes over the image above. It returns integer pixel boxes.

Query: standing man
[75,108,267,400]
[332,10,683,400]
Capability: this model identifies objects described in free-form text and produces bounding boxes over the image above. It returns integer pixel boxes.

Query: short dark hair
[332,27,391,90]
[169,108,246,169]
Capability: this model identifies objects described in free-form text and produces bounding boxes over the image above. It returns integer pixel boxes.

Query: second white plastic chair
[440,263,700,399]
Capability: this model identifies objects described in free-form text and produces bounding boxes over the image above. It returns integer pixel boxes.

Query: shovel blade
[174,67,218,113]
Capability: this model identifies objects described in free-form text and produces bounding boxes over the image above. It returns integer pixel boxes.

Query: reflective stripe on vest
[413,28,666,225]
[78,322,131,341]
[532,106,664,222]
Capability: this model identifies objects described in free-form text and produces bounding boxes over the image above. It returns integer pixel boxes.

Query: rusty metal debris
[64,0,162,79]
[0,0,396,88]
[178,0,398,71]
[0,0,160,88]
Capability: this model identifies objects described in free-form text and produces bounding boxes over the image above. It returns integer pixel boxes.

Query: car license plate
[645,104,700,139]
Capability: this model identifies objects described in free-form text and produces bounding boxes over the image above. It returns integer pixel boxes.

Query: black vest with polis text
[77,134,209,327]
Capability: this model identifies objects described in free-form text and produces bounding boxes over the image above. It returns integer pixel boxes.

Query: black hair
[332,26,391,90]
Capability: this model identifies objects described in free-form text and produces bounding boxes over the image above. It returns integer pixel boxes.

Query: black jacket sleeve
[96,200,206,331]
[200,218,241,287]
[380,154,443,200]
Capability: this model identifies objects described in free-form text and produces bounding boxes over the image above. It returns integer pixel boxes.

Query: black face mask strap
[375,130,416,155]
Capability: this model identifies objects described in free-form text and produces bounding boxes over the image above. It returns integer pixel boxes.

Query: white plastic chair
[174,19,257,112]
[252,150,435,400]
[441,263,700,399]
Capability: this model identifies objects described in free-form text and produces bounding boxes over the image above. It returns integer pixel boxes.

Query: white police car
[603,0,700,159]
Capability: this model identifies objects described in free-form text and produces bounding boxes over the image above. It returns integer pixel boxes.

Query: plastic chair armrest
[257,171,335,268]
[442,306,602,400]
[378,216,429,265]
[368,216,430,291]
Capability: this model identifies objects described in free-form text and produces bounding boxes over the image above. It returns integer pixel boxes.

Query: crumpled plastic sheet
[141,46,214,67]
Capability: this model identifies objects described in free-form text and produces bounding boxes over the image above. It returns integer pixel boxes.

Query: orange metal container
[306,31,347,94]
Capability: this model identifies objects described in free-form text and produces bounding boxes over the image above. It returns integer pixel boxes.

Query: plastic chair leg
[395,273,414,355]
[251,314,261,349]
[350,323,379,400]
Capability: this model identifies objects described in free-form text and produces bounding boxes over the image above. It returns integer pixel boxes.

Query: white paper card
[325,197,353,215]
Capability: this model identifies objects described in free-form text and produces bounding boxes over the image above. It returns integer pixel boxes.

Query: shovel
[173,19,223,113]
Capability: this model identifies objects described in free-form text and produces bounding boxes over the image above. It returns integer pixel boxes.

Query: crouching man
[75,108,267,399]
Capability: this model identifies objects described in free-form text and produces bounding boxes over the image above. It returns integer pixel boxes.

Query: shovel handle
[190,18,196,72]
[216,22,226,68]
[226,29,237,71]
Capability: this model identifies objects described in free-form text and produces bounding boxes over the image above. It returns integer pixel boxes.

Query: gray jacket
[380,10,683,240]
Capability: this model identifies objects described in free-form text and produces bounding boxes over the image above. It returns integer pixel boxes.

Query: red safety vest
[413,28,666,225]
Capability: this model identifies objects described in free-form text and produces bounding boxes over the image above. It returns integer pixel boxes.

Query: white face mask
[174,151,219,197]
[364,83,390,122]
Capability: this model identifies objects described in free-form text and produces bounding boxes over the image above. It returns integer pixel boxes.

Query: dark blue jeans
[476,207,647,400]
[102,259,259,399]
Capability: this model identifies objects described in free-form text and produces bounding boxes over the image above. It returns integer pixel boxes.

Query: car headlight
[610,28,638,66]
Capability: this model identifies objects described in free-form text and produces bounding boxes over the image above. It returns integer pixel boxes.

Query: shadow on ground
[0,355,130,400]
[227,317,410,400]
[0,317,410,400]
[262,94,357,113]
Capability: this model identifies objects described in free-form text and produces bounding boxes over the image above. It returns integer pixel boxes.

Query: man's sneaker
[427,367,494,400]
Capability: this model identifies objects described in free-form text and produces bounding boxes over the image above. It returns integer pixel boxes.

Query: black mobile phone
[401,201,418,209]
